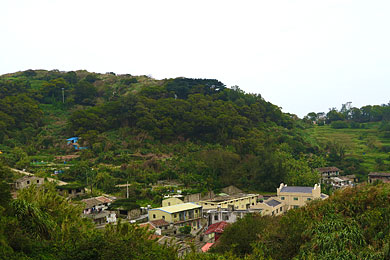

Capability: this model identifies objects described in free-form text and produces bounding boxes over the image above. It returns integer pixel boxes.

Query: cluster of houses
[14,165,390,256]
[141,183,329,253]
[316,167,357,189]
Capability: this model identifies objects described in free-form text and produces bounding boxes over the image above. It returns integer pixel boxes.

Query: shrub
[331,121,349,129]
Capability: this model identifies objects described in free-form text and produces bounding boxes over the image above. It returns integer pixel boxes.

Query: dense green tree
[73,80,97,105]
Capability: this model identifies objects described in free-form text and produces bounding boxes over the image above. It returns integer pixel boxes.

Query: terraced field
[306,122,390,174]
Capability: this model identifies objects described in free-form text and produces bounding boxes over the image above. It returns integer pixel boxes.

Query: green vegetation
[0,174,177,260]
[306,123,390,179]
[0,69,321,196]
[109,198,140,211]
[2,69,390,259]
[213,183,390,259]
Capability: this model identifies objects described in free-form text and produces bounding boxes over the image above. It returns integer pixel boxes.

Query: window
[252,203,254,205]
[162,216,165,219]
[307,198,311,201]
[214,215,218,221]
[293,206,299,209]
[276,209,278,213]
[195,210,198,213]
[272,211,274,216]
[280,207,283,212]
[27,181,30,185]
[293,197,298,201]
[168,202,171,206]
[37,180,39,183]
[153,214,156,219]
[281,197,285,200]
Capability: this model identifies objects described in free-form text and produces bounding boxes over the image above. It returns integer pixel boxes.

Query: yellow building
[277,183,328,210]
[251,198,284,216]
[197,193,258,210]
[148,203,202,231]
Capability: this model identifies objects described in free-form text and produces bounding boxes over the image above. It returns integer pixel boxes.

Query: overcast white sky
[1,0,390,117]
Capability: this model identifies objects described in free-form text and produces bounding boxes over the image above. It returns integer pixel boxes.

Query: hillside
[305,122,390,181]
[2,70,390,259]
[0,69,323,200]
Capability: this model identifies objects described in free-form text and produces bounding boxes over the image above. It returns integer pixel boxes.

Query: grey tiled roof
[265,199,281,207]
[280,186,313,193]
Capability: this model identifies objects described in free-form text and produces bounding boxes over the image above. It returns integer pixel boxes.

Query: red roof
[201,243,214,252]
[205,221,229,235]
[150,219,170,227]
[139,222,155,231]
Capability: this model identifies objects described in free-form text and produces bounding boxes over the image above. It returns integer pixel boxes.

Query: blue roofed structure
[265,199,282,207]
[279,186,313,194]
[67,137,79,144]
[66,137,88,150]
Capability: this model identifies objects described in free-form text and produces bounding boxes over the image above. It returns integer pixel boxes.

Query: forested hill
[0,69,322,193]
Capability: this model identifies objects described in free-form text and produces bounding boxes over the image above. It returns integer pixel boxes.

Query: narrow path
[11,168,68,185]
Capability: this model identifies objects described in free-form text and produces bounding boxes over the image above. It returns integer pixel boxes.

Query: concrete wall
[184,191,215,203]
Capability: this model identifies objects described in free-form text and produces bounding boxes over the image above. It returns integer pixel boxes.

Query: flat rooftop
[280,186,314,194]
[150,202,201,214]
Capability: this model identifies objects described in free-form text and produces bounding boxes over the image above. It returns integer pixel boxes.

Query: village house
[14,175,44,190]
[148,219,173,235]
[316,167,341,182]
[57,183,86,198]
[368,172,390,183]
[205,206,249,225]
[317,167,357,189]
[251,197,284,216]
[82,196,116,225]
[137,223,192,256]
[148,203,203,234]
[277,183,328,210]
[328,176,351,189]
[203,221,229,243]
[108,199,142,220]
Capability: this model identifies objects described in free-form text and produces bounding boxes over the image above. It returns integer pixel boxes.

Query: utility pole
[86,171,89,194]
[62,88,65,103]
[90,168,94,196]
[126,181,129,199]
